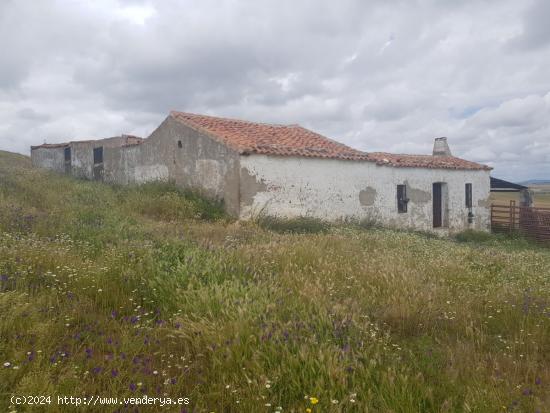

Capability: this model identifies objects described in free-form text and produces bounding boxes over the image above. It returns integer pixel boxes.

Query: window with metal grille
[397,184,408,213]
[93,147,103,164]
[465,183,472,208]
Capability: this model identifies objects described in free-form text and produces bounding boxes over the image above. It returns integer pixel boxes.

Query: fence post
[510,200,516,232]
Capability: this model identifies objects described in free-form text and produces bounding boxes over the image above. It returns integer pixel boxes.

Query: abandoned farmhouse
[31,111,492,232]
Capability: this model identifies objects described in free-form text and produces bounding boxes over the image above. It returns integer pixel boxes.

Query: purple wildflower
[111,369,119,377]
[129,383,137,391]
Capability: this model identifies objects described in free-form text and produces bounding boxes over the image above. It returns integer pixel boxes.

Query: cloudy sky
[1,0,549,181]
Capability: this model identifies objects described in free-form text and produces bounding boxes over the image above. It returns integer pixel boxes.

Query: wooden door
[433,183,442,228]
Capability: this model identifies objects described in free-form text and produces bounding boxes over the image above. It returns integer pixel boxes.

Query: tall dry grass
[1,150,550,412]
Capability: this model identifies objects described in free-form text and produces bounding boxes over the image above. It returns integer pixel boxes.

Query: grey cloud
[0,0,549,181]
[508,0,550,50]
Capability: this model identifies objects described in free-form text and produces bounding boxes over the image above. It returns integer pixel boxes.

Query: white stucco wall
[239,154,491,232]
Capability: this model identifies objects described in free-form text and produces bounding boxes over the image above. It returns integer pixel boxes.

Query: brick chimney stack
[433,137,452,156]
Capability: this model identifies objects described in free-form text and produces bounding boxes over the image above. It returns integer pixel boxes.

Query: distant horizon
[1,145,546,185]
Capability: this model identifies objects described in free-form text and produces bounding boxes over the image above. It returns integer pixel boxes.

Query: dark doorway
[93,147,104,181]
[64,147,71,174]
[433,183,442,228]
[93,147,103,164]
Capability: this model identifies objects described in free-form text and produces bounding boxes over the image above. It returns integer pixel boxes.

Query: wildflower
[306,409,311,413]
[129,383,137,391]
[111,369,119,377]
[331,399,339,404]
[3,362,11,368]
[309,397,319,405]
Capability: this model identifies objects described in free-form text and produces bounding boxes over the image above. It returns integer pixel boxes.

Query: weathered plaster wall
[30,147,65,173]
[239,154,491,232]
[103,117,241,216]
[71,137,132,180]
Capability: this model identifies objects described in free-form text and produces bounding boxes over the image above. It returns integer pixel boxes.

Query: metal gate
[491,201,550,244]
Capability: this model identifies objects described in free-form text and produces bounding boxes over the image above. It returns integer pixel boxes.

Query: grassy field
[490,190,550,208]
[1,150,550,412]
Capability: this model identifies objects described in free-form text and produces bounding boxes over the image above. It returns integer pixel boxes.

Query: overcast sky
[1,0,549,181]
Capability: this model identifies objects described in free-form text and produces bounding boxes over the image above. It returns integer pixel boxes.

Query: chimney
[433,137,452,156]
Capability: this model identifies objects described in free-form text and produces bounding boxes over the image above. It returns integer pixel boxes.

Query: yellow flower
[306,409,312,413]
[309,397,319,405]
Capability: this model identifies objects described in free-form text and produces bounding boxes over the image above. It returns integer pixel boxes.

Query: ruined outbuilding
[31,111,492,232]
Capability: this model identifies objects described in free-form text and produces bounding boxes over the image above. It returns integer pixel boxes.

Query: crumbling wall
[30,147,65,173]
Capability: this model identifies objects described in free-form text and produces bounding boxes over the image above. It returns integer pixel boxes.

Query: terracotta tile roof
[366,152,491,170]
[170,111,370,161]
[171,111,491,170]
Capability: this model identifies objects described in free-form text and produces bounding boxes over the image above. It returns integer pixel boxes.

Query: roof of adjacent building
[171,111,490,170]
[490,177,528,191]
[30,142,69,149]
[31,135,142,150]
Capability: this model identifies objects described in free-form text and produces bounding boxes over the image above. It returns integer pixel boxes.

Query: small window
[64,147,71,162]
[397,184,408,213]
[177,140,182,148]
[93,147,103,164]
[465,183,472,208]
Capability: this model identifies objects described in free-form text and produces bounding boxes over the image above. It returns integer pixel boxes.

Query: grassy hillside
[1,150,550,412]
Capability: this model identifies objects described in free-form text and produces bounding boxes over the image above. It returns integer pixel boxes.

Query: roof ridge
[170,110,291,128]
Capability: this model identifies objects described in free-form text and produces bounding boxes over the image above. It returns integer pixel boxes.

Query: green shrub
[455,229,494,243]
[257,215,330,234]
